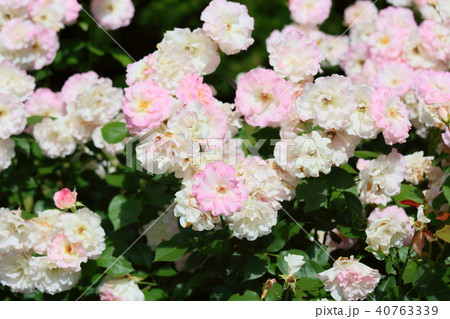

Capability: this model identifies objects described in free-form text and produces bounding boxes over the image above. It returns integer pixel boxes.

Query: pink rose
[192,161,249,216]
[318,257,380,301]
[235,68,295,128]
[53,188,77,209]
[47,232,87,271]
[370,88,411,145]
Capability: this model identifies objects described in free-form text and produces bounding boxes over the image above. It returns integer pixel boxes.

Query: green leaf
[374,276,397,300]
[12,137,31,156]
[338,225,365,239]
[263,219,289,252]
[397,246,410,263]
[432,193,447,211]
[306,243,329,267]
[228,290,261,301]
[27,115,45,125]
[296,277,323,291]
[413,264,429,285]
[242,254,269,280]
[263,282,283,301]
[402,262,417,284]
[154,240,189,262]
[101,122,129,144]
[78,21,89,31]
[153,266,178,277]
[354,150,380,159]
[442,176,450,203]
[296,178,328,212]
[87,44,104,56]
[144,288,168,301]
[385,259,397,275]
[127,242,153,269]
[343,192,363,216]
[325,167,355,189]
[393,184,424,206]
[365,247,386,260]
[297,260,324,280]
[111,50,133,67]
[340,163,358,174]
[96,247,134,277]
[107,195,143,230]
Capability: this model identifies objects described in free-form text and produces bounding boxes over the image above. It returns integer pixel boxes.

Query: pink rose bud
[438,106,449,123]
[53,188,77,210]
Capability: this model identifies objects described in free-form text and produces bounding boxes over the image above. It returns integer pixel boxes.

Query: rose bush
[0,0,449,301]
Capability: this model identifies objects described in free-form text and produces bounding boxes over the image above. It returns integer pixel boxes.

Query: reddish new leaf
[436,212,449,221]
[399,200,421,207]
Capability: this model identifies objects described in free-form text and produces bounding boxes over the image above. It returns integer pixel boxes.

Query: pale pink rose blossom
[318,257,381,301]
[357,149,406,206]
[28,25,59,70]
[192,161,249,216]
[53,188,77,209]
[370,88,411,145]
[356,158,371,171]
[267,27,322,82]
[0,94,28,139]
[419,20,450,62]
[373,61,414,96]
[176,73,215,108]
[318,256,381,301]
[235,68,295,127]
[288,0,332,25]
[59,0,82,25]
[125,54,155,86]
[366,206,414,254]
[91,0,135,31]
[0,0,31,15]
[368,26,408,61]
[368,206,413,230]
[47,232,87,271]
[0,18,36,50]
[344,0,378,27]
[415,70,450,105]
[376,7,417,32]
[27,0,66,31]
[99,277,145,301]
[122,79,173,131]
[25,88,66,117]
[296,74,357,131]
[340,42,370,82]
[60,71,99,104]
[200,0,254,55]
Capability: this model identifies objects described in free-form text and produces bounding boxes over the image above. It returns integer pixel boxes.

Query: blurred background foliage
[1,0,449,301]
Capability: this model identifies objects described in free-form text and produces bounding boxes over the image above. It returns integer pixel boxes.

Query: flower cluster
[0,0,135,70]
[0,0,81,70]
[0,60,35,172]
[0,189,105,294]
[340,2,450,144]
[1,0,448,302]
[31,71,125,158]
